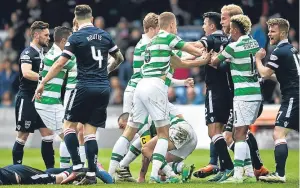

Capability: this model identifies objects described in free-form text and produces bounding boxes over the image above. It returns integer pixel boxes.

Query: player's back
[66,26,115,87]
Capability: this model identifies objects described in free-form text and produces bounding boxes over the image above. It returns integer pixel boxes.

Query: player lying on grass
[116,113,196,183]
[0,163,113,185]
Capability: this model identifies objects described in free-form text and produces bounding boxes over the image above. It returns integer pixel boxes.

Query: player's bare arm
[21,63,39,81]
[171,50,211,69]
[107,50,124,74]
[171,78,194,88]
[181,42,204,57]
[35,56,69,100]
[255,48,274,78]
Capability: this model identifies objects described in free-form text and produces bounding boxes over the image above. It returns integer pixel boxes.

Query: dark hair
[74,4,92,20]
[203,12,222,30]
[118,112,129,122]
[30,21,49,38]
[53,26,72,43]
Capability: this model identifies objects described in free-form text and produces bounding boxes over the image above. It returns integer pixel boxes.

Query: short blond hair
[231,15,252,34]
[267,18,290,36]
[221,4,243,17]
[159,12,176,29]
[143,13,159,33]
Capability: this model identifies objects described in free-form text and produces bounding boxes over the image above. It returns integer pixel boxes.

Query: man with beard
[13,21,55,169]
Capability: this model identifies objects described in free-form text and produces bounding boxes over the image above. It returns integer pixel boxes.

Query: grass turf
[0,148,298,188]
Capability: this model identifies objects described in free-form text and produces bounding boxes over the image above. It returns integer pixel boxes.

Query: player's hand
[255,48,266,60]
[201,49,212,63]
[34,83,44,101]
[184,78,194,88]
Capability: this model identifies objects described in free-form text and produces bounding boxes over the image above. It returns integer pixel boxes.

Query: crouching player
[116,113,197,183]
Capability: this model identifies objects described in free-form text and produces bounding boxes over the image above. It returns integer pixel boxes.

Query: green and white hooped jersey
[141,30,185,80]
[217,35,262,101]
[165,50,183,86]
[126,34,151,90]
[35,44,76,106]
[66,64,77,90]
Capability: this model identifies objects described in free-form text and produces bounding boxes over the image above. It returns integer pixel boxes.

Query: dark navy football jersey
[266,39,300,98]
[200,30,230,90]
[61,24,118,87]
[18,45,43,96]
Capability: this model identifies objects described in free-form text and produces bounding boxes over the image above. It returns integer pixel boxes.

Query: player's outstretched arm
[171,50,211,68]
[255,48,274,78]
[107,50,124,74]
[35,56,69,100]
[181,43,203,57]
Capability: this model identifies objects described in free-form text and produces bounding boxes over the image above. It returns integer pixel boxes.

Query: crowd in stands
[0,0,298,107]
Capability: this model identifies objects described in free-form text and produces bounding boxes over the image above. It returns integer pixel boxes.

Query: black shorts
[275,96,299,132]
[205,88,231,125]
[15,94,46,133]
[65,86,110,128]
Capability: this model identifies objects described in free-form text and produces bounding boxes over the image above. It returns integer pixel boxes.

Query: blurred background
[0,0,298,149]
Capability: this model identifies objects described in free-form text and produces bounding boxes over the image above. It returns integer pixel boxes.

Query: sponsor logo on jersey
[21,54,30,60]
[65,42,70,46]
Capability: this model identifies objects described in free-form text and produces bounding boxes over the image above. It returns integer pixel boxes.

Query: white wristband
[171,78,185,87]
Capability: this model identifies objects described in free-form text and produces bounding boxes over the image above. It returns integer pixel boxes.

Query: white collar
[52,43,62,53]
[142,34,151,42]
[277,39,289,46]
[212,30,223,35]
[78,23,94,30]
[30,42,42,54]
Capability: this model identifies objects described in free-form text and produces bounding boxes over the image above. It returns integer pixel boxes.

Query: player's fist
[184,78,194,88]
[255,48,266,60]
[34,83,45,101]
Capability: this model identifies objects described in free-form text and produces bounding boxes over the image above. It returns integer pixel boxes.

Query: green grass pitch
[0,148,298,188]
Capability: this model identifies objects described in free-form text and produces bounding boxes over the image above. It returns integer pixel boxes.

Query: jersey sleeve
[169,34,186,50]
[217,44,234,62]
[266,49,280,70]
[199,36,213,49]
[107,33,119,55]
[20,53,33,65]
[63,56,76,70]
[61,34,77,59]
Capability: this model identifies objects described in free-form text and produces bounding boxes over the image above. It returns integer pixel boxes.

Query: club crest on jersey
[270,54,278,61]
[25,121,31,129]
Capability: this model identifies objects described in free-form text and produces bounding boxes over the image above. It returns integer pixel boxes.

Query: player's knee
[39,128,54,137]
[224,131,233,145]
[273,126,288,140]
[122,126,138,141]
[17,132,29,142]
[84,123,97,135]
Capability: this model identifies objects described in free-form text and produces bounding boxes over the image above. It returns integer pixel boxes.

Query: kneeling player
[116,113,196,183]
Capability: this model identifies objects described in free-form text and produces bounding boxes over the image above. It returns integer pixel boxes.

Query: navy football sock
[85,134,98,175]
[12,139,25,164]
[41,136,55,169]
[64,128,82,167]
[209,142,218,166]
[275,139,288,177]
[247,133,263,170]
